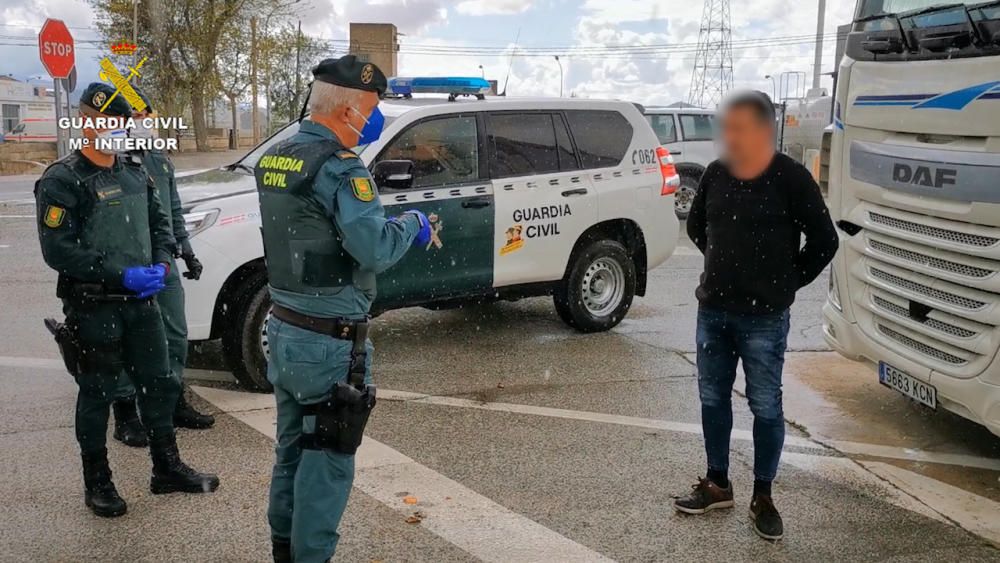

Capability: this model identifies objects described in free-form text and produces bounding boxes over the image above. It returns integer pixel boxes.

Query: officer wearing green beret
[109,89,215,449]
[35,82,219,518]
[254,57,431,562]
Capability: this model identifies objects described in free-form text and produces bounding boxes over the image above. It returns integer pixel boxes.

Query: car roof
[643,107,714,115]
[381,96,640,118]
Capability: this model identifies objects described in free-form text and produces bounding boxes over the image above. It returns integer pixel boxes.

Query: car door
[647,112,684,157]
[370,113,494,307]
[487,111,598,287]
[677,113,718,167]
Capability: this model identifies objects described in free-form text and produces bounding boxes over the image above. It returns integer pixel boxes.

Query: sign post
[38,19,75,158]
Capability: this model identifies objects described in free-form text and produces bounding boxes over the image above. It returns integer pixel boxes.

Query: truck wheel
[221,271,273,392]
[554,239,636,332]
[674,174,699,220]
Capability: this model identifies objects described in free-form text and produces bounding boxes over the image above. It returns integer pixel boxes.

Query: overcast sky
[1,0,856,106]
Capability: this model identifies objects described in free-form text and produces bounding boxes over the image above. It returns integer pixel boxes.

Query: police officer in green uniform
[254,57,431,562]
[110,89,215,448]
[36,83,219,518]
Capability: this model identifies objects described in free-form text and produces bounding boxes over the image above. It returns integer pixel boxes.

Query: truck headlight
[828,269,842,312]
[183,209,220,238]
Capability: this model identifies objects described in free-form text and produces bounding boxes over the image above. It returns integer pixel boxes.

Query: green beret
[312,55,386,95]
[79,82,132,117]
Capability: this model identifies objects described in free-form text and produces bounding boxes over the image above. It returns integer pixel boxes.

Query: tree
[263,23,328,132]
[215,16,252,147]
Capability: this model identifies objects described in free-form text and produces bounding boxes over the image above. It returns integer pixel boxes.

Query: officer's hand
[181,253,203,280]
[136,280,166,299]
[123,265,165,295]
[403,209,432,247]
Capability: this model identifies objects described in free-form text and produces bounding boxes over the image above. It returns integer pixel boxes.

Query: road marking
[861,461,1000,548]
[193,386,615,563]
[672,246,700,256]
[0,356,64,370]
[0,214,34,218]
[828,440,1000,472]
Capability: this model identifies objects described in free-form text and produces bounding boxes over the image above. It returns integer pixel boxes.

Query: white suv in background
[178,97,680,390]
[643,107,718,219]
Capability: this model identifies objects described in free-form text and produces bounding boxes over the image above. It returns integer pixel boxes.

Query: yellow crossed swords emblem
[98,56,149,113]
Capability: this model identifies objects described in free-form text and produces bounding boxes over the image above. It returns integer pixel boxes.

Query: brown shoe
[674,477,735,514]
[749,494,784,540]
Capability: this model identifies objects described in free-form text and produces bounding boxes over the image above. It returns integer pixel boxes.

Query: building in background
[349,23,399,77]
[0,76,55,137]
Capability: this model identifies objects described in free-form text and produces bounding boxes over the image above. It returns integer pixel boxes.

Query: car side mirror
[372,160,415,191]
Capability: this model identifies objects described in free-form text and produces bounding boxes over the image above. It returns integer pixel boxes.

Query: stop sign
[38,19,75,79]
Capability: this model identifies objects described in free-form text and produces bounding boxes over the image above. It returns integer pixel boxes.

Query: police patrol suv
[178,94,680,390]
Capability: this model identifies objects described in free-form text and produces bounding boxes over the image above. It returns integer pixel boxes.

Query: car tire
[554,239,636,332]
[221,270,273,392]
[674,174,699,220]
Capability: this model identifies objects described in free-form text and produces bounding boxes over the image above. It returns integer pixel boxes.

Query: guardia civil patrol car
[178,94,680,390]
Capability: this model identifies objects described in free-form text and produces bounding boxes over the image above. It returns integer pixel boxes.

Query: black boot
[81,448,127,518]
[272,538,292,563]
[112,396,147,447]
[149,432,220,494]
[174,390,216,429]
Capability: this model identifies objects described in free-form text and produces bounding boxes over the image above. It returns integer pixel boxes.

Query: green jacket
[139,149,191,255]
[35,151,174,296]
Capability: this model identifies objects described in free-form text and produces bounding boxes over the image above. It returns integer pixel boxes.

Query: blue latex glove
[404,210,432,247]
[123,265,166,297]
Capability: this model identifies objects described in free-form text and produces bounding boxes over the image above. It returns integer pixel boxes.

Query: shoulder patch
[350,177,376,202]
[336,150,359,160]
[43,205,66,228]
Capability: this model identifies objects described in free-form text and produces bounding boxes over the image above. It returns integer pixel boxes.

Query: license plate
[878,362,937,410]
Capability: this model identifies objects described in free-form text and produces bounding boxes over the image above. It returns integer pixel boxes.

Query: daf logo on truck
[891,162,957,189]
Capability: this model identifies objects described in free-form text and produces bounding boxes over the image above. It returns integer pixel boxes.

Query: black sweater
[686,153,839,314]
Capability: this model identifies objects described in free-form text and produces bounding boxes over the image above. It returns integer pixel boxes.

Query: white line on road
[193,386,615,563]
[0,215,34,218]
[861,461,1000,547]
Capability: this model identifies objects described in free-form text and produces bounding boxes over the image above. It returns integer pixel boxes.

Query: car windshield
[234,115,399,172]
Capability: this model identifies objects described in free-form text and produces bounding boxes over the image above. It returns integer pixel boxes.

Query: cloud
[455,0,532,16]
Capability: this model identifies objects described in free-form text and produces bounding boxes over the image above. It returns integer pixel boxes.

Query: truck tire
[554,239,636,332]
[221,271,273,392]
[674,174,699,220]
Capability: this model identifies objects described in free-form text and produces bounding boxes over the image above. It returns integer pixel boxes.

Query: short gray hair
[308,81,367,116]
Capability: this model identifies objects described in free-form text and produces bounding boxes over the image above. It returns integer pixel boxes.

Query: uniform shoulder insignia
[43,205,66,228]
[335,150,359,160]
[350,176,376,202]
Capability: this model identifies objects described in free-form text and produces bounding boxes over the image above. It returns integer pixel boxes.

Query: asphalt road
[1,171,998,561]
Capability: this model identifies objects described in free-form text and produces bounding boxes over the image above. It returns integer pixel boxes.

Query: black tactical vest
[254,138,355,295]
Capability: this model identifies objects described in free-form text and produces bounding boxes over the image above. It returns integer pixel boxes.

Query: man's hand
[123,265,166,299]
[181,252,203,280]
[403,209,432,247]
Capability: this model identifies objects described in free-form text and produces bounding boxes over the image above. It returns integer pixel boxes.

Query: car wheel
[554,239,636,332]
[221,270,273,392]
[674,174,699,220]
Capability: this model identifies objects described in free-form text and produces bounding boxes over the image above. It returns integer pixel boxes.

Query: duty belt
[270,304,365,341]
[67,283,147,302]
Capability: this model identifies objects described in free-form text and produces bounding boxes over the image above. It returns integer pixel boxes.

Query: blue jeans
[696,306,790,483]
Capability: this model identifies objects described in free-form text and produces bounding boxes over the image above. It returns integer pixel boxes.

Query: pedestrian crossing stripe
[351,177,375,202]
[43,205,65,228]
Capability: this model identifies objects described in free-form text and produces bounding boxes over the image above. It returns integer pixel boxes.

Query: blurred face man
[79,108,128,167]
[308,82,380,148]
[718,91,776,180]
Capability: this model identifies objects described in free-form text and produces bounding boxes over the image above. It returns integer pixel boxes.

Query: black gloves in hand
[181,253,203,280]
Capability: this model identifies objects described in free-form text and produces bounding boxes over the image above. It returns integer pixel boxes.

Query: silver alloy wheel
[581,257,626,316]
[260,310,272,359]
[675,183,697,215]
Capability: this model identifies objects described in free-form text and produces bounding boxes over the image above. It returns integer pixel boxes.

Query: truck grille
[876,323,967,365]
[854,205,1000,375]
[868,238,994,279]
[869,212,999,248]
[869,267,987,310]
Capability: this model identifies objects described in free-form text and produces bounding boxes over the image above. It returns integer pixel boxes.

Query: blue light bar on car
[387,76,491,96]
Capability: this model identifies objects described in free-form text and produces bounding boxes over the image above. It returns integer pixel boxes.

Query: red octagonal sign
[38,19,75,80]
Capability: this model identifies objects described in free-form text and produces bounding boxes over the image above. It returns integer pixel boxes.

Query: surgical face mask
[130,122,153,139]
[348,106,384,146]
[94,128,128,155]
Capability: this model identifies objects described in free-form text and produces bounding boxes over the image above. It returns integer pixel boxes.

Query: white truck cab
[178,96,680,389]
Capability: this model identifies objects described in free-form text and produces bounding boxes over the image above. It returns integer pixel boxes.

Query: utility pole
[812,0,827,91]
[294,20,301,117]
[251,16,259,145]
[688,0,734,107]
